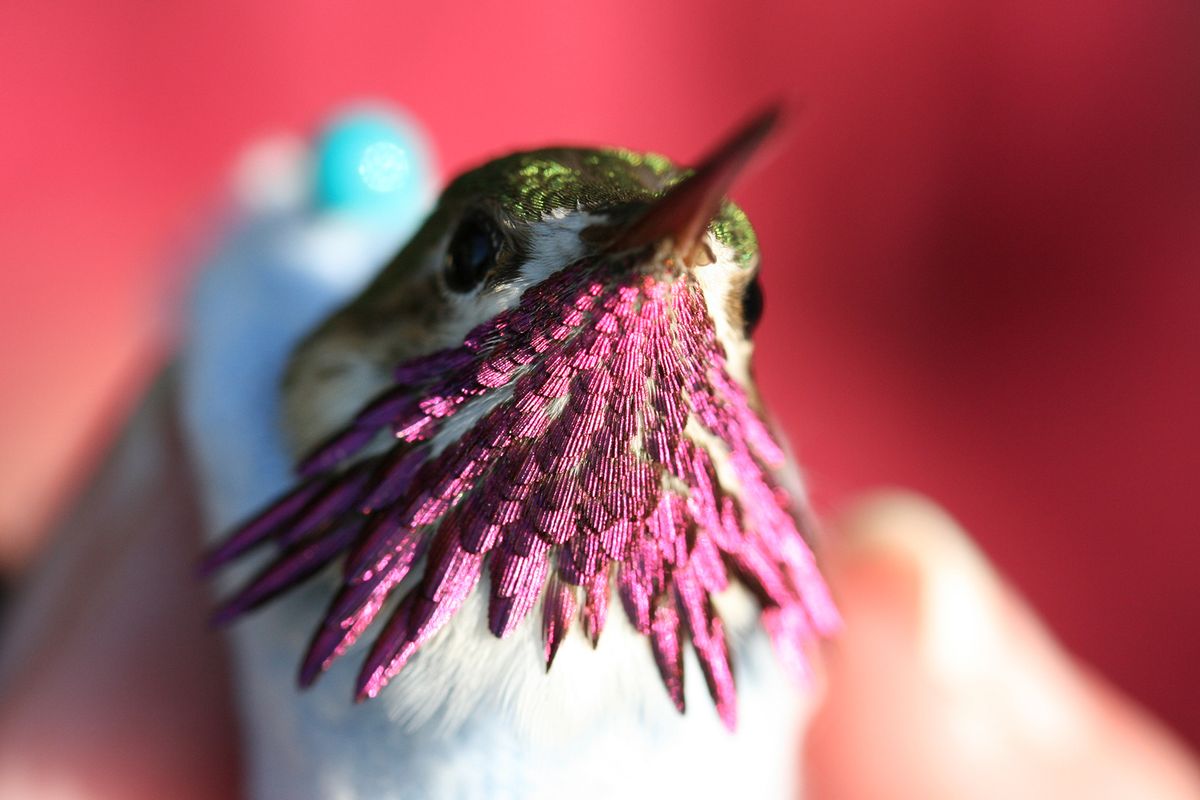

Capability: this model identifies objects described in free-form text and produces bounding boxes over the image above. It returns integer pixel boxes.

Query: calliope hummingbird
[201,108,839,800]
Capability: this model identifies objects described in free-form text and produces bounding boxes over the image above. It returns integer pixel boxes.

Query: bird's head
[206,110,838,730]
[282,112,772,455]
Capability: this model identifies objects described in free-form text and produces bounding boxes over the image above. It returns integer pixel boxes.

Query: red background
[2,1,1198,746]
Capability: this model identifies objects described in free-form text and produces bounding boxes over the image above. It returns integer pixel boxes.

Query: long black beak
[609,106,781,264]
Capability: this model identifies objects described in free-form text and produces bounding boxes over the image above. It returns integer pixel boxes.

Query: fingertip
[831,490,1018,687]
[807,489,1200,799]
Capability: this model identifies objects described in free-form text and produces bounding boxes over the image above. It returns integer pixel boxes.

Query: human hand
[807,491,1200,798]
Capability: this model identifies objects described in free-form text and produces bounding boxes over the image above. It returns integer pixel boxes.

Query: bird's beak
[609,105,781,265]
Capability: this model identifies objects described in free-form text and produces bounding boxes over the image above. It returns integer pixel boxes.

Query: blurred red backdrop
[2,0,1197,746]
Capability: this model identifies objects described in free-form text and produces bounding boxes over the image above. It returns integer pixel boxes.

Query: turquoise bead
[314,105,433,218]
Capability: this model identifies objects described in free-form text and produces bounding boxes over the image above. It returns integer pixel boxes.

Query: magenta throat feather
[202,109,839,731]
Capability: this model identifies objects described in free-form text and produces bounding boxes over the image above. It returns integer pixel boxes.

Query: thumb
[805,491,1200,800]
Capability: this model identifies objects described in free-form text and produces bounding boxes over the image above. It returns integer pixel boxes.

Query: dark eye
[445,212,503,293]
[742,275,764,335]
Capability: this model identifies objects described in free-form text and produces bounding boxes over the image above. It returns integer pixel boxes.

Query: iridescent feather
[204,247,838,730]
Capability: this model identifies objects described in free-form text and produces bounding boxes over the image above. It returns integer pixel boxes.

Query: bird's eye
[742,275,764,336]
[445,212,504,293]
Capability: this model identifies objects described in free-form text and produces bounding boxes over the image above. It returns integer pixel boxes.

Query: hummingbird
[200,108,839,799]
